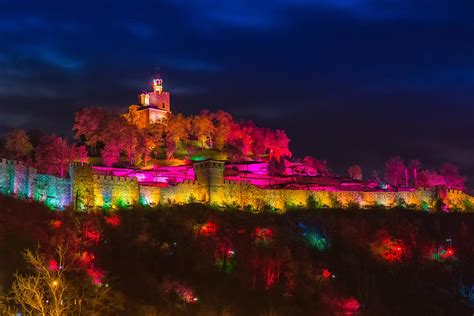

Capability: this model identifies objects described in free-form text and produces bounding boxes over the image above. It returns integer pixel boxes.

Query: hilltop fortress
[0,158,472,211]
[2,77,473,212]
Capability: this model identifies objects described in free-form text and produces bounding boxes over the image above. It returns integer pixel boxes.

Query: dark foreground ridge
[0,196,473,315]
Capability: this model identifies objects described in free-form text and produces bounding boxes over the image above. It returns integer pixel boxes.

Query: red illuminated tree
[227,121,254,160]
[348,164,363,180]
[35,135,84,177]
[268,157,286,176]
[101,141,121,167]
[264,129,292,160]
[408,159,421,187]
[121,123,142,166]
[440,163,465,190]
[73,145,89,163]
[73,107,113,154]
[99,117,145,167]
[250,125,266,157]
[417,170,444,187]
[384,156,405,188]
[4,128,33,161]
[303,156,330,176]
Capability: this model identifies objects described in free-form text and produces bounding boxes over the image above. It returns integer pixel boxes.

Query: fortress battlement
[72,161,91,167]
[93,175,137,182]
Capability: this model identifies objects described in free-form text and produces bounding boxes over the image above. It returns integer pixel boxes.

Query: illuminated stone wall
[212,182,435,211]
[70,162,94,210]
[93,175,139,209]
[139,185,161,206]
[160,180,206,204]
[445,189,474,211]
[0,158,472,212]
[0,159,36,198]
[35,174,71,209]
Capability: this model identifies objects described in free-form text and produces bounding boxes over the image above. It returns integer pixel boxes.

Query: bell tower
[124,75,171,128]
[153,78,163,92]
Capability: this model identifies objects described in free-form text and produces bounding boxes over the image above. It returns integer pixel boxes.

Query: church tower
[124,76,171,129]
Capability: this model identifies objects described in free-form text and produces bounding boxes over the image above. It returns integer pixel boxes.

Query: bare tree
[11,246,124,316]
[11,247,73,316]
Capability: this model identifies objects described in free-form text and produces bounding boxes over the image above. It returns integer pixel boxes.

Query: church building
[124,77,171,128]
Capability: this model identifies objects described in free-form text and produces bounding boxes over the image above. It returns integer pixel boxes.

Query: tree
[73,145,89,163]
[73,107,113,154]
[4,129,33,161]
[11,246,124,316]
[122,123,142,166]
[268,157,286,176]
[303,156,330,176]
[147,122,166,150]
[35,135,81,177]
[348,165,363,180]
[250,125,266,157]
[264,129,292,160]
[440,163,465,190]
[212,110,233,151]
[227,122,254,159]
[12,248,70,316]
[101,117,143,167]
[192,111,215,149]
[164,113,190,159]
[384,156,405,188]
[417,170,444,188]
[407,160,421,187]
[101,141,121,168]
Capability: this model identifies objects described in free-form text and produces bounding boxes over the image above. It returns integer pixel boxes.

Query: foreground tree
[11,247,124,316]
[4,129,33,161]
[12,247,72,316]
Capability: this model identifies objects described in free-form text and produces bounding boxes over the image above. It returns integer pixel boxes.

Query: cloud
[34,47,84,70]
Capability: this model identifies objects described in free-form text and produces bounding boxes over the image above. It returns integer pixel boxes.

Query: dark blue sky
[1,0,474,179]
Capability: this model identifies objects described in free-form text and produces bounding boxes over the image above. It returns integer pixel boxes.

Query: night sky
[1,1,474,183]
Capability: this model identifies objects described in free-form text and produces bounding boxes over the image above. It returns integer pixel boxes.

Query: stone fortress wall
[1,159,473,211]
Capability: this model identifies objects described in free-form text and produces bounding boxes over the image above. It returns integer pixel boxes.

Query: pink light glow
[105,215,121,227]
[49,259,59,271]
[92,165,195,185]
[87,267,104,285]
